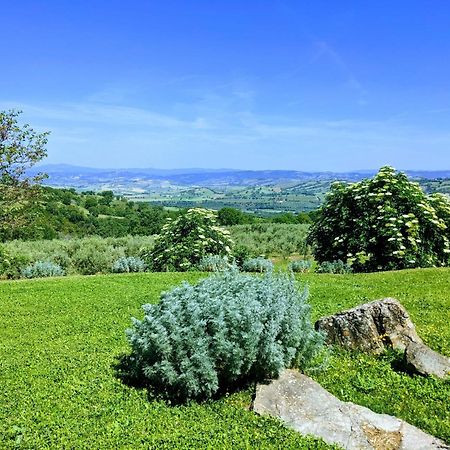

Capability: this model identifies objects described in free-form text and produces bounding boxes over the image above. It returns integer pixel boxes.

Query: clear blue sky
[2,1,450,170]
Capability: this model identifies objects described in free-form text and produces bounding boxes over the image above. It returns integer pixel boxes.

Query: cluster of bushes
[122,269,324,402]
[229,223,311,258]
[0,235,154,279]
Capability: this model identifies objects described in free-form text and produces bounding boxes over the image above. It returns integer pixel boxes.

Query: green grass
[302,269,450,443]
[0,273,332,449]
[1,269,449,448]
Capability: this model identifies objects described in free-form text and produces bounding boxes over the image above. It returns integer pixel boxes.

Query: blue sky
[2,1,450,170]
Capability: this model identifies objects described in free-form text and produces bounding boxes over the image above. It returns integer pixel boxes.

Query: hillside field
[1,269,449,448]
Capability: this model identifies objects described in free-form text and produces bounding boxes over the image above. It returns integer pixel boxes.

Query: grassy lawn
[1,269,449,448]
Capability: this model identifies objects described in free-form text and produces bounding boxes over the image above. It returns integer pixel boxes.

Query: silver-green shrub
[289,259,312,273]
[112,256,146,273]
[197,255,231,272]
[124,270,324,402]
[242,257,274,273]
[21,260,65,278]
[316,260,352,274]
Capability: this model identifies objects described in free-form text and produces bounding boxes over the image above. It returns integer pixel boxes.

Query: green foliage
[71,241,125,275]
[289,259,312,273]
[217,207,254,225]
[0,244,28,279]
[0,244,14,278]
[231,244,255,269]
[308,166,450,272]
[0,110,49,238]
[21,261,65,278]
[230,223,310,257]
[2,185,178,241]
[148,208,234,271]
[197,255,231,272]
[0,223,311,278]
[112,256,146,273]
[1,235,155,278]
[242,257,274,273]
[271,212,312,224]
[1,269,449,447]
[316,260,353,274]
[124,270,324,402]
[0,244,9,273]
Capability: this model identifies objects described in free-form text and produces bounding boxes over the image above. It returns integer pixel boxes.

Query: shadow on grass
[378,348,421,376]
[112,352,259,406]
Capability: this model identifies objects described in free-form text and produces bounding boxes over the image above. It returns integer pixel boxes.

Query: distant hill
[32,164,450,190]
[31,165,356,189]
[26,165,450,217]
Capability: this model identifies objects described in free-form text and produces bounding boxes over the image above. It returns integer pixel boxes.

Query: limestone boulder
[253,370,449,450]
[315,298,422,354]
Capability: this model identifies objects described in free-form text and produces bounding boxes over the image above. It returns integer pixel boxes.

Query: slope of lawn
[1,269,449,448]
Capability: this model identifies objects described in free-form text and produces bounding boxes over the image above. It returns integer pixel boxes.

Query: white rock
[253,370,449,450]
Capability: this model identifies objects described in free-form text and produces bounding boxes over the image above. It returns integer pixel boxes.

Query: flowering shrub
[147,208,233,271]
[21,261,65,278]
[112,256,146,273]
[242,257,274,273]
[289,259,312,273]
[315,260,352,274]
[123,269,324,402]
[308,166,450,272]
[197,255,231,272]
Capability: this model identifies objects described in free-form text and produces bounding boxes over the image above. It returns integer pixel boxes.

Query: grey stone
[405,341,450,379]
[315,298,422,354]
[315,298,450,379]
[253,369,449,450]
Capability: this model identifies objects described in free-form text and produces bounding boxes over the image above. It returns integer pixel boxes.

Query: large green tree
[0,110,49,238]
[308,166,450,272]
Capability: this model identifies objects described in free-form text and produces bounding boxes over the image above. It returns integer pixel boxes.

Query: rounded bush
[308,166,450,272]
[197,255,231,272]
[289,259,312,273]
[242,257,273,273]
[21,261,65,278]
[315,260,352,274]
[147,208,233,272]
[112,256,146,273]
[124,270,324,402]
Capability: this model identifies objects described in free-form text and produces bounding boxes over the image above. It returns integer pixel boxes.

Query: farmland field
[1,269,449,448]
